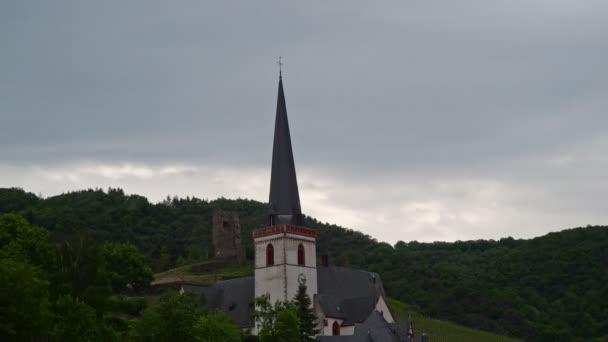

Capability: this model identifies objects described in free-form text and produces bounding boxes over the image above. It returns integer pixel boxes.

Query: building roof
[182,276,255,328]
[353,311,402,341]
[267,73,303,227]
[317,266,386,325]
[317,312,412,342]
[182,266,388,330]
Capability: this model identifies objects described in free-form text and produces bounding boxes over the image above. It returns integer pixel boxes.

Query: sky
[2,1,608,244]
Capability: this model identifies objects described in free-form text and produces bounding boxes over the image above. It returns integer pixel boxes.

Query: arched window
[332,321,340,336]
[297,244,305,266]
[266,243,274,266]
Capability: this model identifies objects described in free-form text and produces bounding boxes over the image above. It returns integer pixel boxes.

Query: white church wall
[314,297,326,333]
[323,318,340,336]
[254,234,286,268]
[255,264,286,305]
[375,296,395,323]
[255,235,287,305]
[284,234,316,267]
[286,265,317,301]
[341,325,355,335]
[254,233,317,306]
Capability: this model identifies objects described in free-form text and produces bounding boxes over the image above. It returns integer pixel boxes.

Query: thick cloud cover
[2,1,607,243]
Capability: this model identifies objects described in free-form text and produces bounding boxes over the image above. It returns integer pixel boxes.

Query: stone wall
[211,209,244,263]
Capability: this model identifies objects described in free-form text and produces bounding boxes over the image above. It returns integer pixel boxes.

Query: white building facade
[254,225,318,305]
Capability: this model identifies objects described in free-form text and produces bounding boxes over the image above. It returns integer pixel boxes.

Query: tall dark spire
[267,73,303,227]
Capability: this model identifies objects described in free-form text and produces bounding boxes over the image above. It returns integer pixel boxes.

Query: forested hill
[1,187,607,341]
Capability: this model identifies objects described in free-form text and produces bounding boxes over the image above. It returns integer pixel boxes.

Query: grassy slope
[152,259,253,286]
[387,298,520,342]
[153,260,519,341]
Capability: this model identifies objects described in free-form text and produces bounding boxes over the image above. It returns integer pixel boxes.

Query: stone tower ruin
[212,208,244,263]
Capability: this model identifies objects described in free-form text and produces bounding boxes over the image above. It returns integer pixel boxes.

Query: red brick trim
[253,225,317,238]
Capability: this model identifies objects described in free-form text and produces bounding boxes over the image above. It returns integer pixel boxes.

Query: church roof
[317,312,411,342]
[182,266,388,330]
[182,276,255,328]
[267,73,303,227]
[353,311,402,341]
[317,267,386,325]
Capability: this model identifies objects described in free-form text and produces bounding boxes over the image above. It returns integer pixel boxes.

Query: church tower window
[332,321,340,336]
[297,244,305,266]
[266,243,274,266]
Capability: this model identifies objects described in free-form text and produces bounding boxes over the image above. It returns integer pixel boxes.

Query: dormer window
[297,244,305,266]
[266,243,274,266]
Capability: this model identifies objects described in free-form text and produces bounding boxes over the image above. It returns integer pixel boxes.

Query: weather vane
[278,56,283,75]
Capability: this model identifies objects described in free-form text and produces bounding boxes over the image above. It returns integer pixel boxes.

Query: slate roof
[317,266,386,325]
[353,311,402,341]
[389,321,408,340]
[182,276,255,328]
[182,266,388,330]
[317,312,412,342]
[267,73,303,227]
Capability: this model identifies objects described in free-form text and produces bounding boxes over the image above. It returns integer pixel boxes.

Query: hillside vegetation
[387,298,520,342]
[1,187,607,341]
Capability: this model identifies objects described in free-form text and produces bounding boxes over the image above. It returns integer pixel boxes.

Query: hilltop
[1,187,607,341]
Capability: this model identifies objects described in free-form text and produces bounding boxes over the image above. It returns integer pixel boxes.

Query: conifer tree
[293,282,320,341]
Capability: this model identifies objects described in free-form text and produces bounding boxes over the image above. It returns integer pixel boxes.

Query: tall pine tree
[293,281,320,341]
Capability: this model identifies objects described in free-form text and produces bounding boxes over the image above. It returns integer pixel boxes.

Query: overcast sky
[2,1,608,243]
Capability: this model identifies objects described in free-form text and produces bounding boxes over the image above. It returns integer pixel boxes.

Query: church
[183,72,416,341]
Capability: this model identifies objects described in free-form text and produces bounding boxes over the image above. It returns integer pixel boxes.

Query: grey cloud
[1,1,608,242]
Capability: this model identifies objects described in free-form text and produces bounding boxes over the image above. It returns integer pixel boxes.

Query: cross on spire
[278,56,283,76]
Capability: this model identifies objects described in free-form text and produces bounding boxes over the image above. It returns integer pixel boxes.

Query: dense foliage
[255,294,301,342]
[129,291,241,342]
[0,214,119,340]
[0,212,245,340]
[1,187,607,340]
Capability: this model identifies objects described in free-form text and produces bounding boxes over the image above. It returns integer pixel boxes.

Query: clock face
[298,273,307,284]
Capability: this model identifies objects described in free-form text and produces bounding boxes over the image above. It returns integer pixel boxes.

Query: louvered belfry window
[266,243,274,266]
[297,244,305,266]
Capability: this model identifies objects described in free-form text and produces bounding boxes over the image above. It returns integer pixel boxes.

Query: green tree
[0,258,52,339]
[255,294,301,342]
[193,311,241,342]
[0,213,54,269]
[293,282,320,341]
[128,291,205,342]
[186,244,206,263]
[51,294,114,342]
[101,242,153,293]
[158,246,172,271]
[274,308,300,342]
[55,238,111,312]
[0,214,53,339]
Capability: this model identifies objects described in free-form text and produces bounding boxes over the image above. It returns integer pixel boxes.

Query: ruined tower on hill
[212,208,244,263]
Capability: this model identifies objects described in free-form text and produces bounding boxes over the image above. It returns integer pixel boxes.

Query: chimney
[321,255,329,267]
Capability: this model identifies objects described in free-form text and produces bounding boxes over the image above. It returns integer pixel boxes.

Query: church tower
[254,72,318,307]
